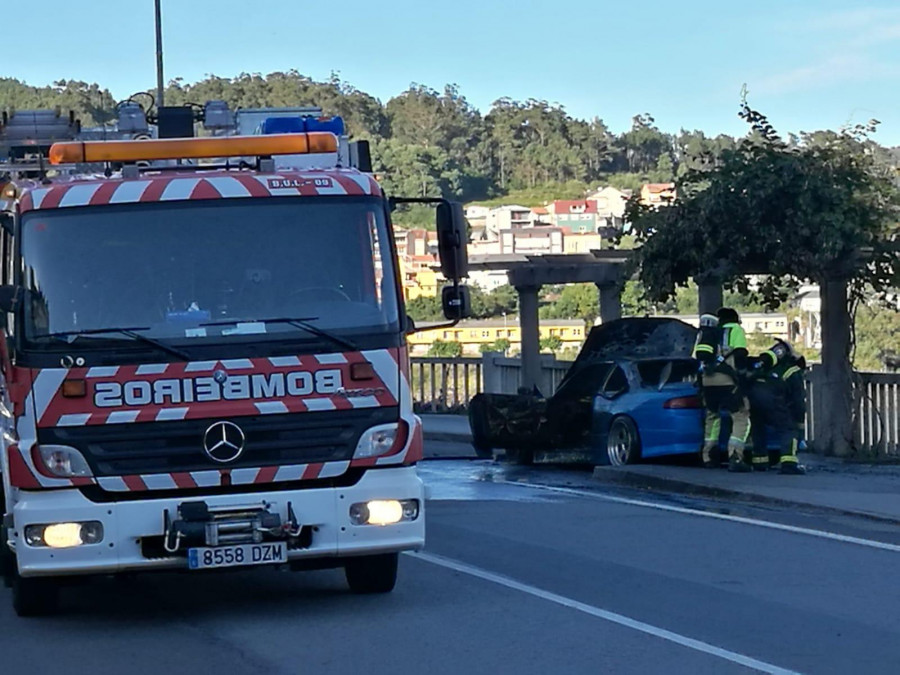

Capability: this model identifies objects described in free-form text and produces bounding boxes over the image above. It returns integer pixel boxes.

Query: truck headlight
[353,421,408,459]
[349,499,419,526]
[34,445,93,478]
[24,522,104,548]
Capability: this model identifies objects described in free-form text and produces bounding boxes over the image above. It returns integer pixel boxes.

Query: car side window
[602,365,629,398]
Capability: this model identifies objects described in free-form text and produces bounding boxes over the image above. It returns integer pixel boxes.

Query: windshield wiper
[34,326,192,361]
[201,316,357,351]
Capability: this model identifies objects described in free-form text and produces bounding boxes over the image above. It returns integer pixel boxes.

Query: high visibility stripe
[780,455,799,463]
[783,366,801,380]
[752,455,769,463]
[694,344,714,354]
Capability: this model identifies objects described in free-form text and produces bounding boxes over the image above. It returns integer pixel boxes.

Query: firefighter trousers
[702,401,751,463]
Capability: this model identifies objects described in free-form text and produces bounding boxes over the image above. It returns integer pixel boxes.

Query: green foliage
[540,283,598,325]
[540,336,563,352]
[631,102,900,308]
[0,78,117,126]
[853,303,900,371]
[479,338,511,354]
[428,340,462,357]
[406,295,443,322]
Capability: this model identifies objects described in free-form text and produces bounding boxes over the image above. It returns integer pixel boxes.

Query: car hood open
[566,317,697,372]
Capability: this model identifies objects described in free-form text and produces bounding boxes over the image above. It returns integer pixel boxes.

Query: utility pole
[154,0,165,107]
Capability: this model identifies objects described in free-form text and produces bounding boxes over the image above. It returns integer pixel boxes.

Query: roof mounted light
[48,132,338,165]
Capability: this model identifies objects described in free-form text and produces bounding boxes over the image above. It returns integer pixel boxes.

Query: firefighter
[693,308,752,471]
[748,340,807,475]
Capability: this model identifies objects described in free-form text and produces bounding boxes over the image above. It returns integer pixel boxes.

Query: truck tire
[12,572,60,617]
[0,524,13,589]
[344,553,398,594]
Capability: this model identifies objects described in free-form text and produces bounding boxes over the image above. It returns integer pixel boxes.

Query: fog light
[349,499,419,526]
[24,521,104,548]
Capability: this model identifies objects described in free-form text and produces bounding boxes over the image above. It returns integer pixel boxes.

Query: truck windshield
[20,196,400,346]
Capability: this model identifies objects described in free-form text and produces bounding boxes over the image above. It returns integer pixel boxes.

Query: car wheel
[345,553,398,594]
[607,416,641,466]
[12,570,60,617]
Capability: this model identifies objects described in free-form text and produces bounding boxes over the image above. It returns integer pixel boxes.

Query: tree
[540,283,599,325]
[540,336,563,353]
[480,338,511,354]
[630,100,900,456]
[428,340,462,357]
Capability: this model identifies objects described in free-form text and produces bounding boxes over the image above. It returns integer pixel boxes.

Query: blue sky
[7,1,900,145]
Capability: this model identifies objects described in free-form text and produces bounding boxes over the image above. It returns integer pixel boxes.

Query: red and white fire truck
[0,105,470,615]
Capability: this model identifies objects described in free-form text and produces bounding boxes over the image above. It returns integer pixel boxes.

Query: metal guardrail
[805,366,900,455]
[410,357,483,412]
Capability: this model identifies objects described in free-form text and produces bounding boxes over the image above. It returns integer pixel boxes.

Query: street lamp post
[154,0,165,107]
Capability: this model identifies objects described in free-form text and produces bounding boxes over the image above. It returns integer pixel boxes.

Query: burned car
[468,318,705,466]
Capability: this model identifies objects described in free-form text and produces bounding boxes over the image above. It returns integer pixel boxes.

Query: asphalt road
[4,443,900,674]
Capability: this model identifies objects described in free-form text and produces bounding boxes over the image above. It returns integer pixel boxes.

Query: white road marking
[411,551,799,675]
[496,480,900,554]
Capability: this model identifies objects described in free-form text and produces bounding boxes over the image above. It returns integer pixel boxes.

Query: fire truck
[0,104,470,615]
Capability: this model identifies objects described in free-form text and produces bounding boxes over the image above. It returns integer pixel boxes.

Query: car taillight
[663,396,702,409]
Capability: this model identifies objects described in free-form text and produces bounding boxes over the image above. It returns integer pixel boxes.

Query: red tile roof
[551,200,598,214]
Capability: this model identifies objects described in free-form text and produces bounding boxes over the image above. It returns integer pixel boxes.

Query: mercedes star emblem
[213,369,228,384]
[203,421,246,463]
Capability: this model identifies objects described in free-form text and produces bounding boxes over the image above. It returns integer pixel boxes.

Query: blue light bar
[258,117,306,135]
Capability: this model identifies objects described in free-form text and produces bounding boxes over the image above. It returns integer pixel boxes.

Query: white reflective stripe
[86,366,120,378]
[192,471,221,488]
[185,361,218,372]
[303,398,336,412]
[205,176,251,198]
[136,363,168,375]
[315,353,347,364]
[230,468,259,484]
[107,410,140,424]
[255,401,288,415]
[345,173,375,194]
[141,474,177,490]
[269,356,301,367]
[160,178,200,201]
[56,413,92,426]
[98,476,129,491]
[58,184,101,207]
[311,181,346,196]
[220,359,254,370]
[32,369,68,422]
[362,350,399,401]
[347,396,379,409]
[274,465,306,481]
[318,461,350,478]
[156,407,188,421]
[109,180,151,203]
[29,188,51,210]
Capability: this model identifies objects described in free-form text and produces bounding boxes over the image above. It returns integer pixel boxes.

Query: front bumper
[10,466,424,578]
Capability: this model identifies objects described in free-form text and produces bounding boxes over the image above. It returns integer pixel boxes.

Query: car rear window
[637,360,697,388]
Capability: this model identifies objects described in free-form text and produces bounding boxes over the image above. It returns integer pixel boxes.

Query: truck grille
[37,407,398,476]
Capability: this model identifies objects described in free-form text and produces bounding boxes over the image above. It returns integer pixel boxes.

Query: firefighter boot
[727,448,751,473]
[779,460,806,475]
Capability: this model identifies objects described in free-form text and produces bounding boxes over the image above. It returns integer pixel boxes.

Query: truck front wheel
[0,524,14,589]
[344,553,398,594]
[12,572,60,617]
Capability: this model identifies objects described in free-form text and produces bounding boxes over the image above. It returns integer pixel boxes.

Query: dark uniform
[747,341,806,475]
[693,308,752,472]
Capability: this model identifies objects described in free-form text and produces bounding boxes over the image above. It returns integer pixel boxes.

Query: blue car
[469,318,724,467]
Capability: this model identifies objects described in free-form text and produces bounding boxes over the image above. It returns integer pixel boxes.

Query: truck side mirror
[0,286,20,313]
[442,284,471,321]
[436,201,468,281]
